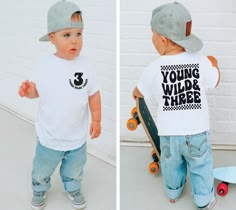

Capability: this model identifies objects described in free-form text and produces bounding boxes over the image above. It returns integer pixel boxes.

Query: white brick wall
[0,0,116,165]
[120,0,236,146]
[1,0,236,162]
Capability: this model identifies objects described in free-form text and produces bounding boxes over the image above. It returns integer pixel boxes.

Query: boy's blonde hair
[71,11,83,22]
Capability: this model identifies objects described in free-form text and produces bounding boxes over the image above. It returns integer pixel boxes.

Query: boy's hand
[133,87,144,100]
[207,55,220,87]
[89,121,101,139]
[18,80,39,98]
[207,56,218,68]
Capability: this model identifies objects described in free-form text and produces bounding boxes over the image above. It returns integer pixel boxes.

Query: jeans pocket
[160,136,171,158]
[186,132,209,158]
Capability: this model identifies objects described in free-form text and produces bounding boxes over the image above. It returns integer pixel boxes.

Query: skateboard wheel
[217,182,228,196]
[131,107,137,116]
[149,162,159,175]
[127,118,138,131]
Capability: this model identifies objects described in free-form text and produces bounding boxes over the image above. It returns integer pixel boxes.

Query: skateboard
[127,97,161,174]
[214,166,236,196]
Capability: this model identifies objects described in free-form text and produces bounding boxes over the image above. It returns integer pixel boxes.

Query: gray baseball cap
[151,2,203,52]
[39,0,83,42]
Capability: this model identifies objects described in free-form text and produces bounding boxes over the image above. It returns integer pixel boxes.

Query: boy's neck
[54,52,79,61]
[163,47,186,56]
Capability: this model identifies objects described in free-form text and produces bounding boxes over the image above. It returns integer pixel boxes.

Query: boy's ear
[49,33,56,44]
[160,35,169,46]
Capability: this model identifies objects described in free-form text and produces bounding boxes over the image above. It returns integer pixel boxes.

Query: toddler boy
[19,1,101,209]
[133,2,220,209]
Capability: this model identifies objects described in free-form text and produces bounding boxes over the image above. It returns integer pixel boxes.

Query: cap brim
[39,34,50,42]
[173,34,203,52]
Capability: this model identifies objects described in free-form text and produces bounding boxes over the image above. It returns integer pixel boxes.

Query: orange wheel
[127,118,138,131]
[131,107,137,116]
[149,162,159,174]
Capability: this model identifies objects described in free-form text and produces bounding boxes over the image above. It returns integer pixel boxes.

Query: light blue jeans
[160,131,215,207]
[32,141,87,193]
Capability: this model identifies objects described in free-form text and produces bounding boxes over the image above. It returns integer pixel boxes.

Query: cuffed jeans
[32,141,87,193]
[160,131,215,207]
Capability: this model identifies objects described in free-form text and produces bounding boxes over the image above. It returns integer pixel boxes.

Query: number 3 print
[74,72,84,86]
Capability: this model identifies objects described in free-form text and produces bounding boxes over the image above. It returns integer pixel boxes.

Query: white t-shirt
[32,55,99,151]
[137,52,219,136]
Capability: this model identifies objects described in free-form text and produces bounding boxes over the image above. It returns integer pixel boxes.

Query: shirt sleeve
[137,62,160,98]
[87,63,100,96]
[30,67,38,84]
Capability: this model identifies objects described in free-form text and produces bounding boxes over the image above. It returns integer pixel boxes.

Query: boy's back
[137,52,219,135]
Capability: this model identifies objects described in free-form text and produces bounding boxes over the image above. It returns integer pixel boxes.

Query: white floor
[2,106,236,210]
[0,108,116,210]
[120,145,236,210]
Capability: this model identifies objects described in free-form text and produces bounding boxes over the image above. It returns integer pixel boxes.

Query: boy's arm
[133,87,144,100]
[207,56,220,87]
[89,91,101,139]
[18,80,39,99]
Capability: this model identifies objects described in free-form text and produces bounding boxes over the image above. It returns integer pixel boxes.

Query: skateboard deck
[127,97,161,174]
[214,166,236,196]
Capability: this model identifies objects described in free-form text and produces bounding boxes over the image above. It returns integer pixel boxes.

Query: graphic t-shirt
[32,55,99,151]
[137,52,219,136]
